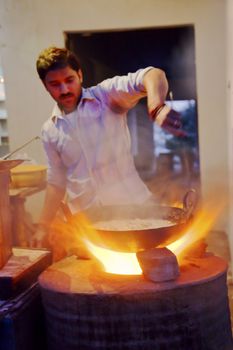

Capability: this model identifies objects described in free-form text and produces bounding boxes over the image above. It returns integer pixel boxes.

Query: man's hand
[150,104,187,137]
[30,225,50,248]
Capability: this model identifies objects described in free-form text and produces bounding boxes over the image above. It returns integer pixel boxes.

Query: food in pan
[94,218,175,231]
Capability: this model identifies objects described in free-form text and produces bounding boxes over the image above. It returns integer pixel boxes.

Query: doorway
[65,25,200,205]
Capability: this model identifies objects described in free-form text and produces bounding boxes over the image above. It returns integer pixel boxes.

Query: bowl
[10,164,47,188]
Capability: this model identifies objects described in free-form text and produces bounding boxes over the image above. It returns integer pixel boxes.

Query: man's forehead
[45,66,78,82]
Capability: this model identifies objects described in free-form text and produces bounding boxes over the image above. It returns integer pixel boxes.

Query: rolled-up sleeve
[98,67,154,111]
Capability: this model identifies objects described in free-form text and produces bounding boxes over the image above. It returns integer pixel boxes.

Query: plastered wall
[0,0,228,230]
[227,0,233,266]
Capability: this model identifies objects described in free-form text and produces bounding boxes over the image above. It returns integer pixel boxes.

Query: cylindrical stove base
[39,255,233,350]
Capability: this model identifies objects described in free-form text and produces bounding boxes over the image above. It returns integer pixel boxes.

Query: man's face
[44,66,83,114]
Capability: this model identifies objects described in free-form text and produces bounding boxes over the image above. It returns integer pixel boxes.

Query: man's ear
[78,69,83,83]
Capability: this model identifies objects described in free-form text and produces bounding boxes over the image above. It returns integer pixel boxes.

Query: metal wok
[74,189,197,253]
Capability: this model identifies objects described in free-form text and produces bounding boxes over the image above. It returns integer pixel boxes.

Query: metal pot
[75,189,198,252]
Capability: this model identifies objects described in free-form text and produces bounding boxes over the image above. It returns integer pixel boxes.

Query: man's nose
[60,83,69,93]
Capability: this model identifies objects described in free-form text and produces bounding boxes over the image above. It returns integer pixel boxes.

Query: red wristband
[150,103,166,121]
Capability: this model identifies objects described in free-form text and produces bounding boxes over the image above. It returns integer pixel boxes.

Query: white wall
[0,0,228,226]
[227,0,233,269]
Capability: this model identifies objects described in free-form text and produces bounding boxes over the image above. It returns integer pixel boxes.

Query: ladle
[1,136,40,160]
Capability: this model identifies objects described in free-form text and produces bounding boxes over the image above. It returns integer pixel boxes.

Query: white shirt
[41,67,153,214]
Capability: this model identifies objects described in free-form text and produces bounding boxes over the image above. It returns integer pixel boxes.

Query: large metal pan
[69,189,197,253]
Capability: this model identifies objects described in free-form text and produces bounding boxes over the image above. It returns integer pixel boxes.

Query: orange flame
[50,195,226,274]
[167,197,226,263]
[85,239,142,275]
[85,196,226,273]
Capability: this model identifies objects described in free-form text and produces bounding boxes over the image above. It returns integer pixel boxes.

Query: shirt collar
[50,88,95,123]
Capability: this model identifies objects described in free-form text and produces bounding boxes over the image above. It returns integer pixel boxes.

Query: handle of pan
[183,189,198,221]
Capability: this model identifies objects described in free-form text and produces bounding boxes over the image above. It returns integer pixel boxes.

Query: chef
[31,46,183,248]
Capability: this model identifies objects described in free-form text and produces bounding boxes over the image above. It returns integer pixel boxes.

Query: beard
[58,93,78,113]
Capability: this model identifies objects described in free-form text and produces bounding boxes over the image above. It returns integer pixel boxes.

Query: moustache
[60,93,74,99]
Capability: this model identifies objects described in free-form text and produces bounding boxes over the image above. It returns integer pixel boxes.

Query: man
[31,46,182,248]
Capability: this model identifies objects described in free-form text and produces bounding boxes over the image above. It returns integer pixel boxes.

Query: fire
[85,240,142,275]
[167,197,226,263]
[84,197,225,273]
[50,195,226,274]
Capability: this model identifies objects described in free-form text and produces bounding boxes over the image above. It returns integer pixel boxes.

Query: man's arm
[143,68,185,136]
[30,183,65,248]
[143,67,169,115]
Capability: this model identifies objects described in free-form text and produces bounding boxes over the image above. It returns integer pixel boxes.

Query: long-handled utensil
[1,136,40,160]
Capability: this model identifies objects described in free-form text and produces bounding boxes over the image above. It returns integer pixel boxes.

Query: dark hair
[36,47,81,81]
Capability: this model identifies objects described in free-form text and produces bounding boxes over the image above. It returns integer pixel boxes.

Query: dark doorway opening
[65,25,200,204]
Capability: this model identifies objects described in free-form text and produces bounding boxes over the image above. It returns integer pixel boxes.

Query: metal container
[72,189,197,252]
